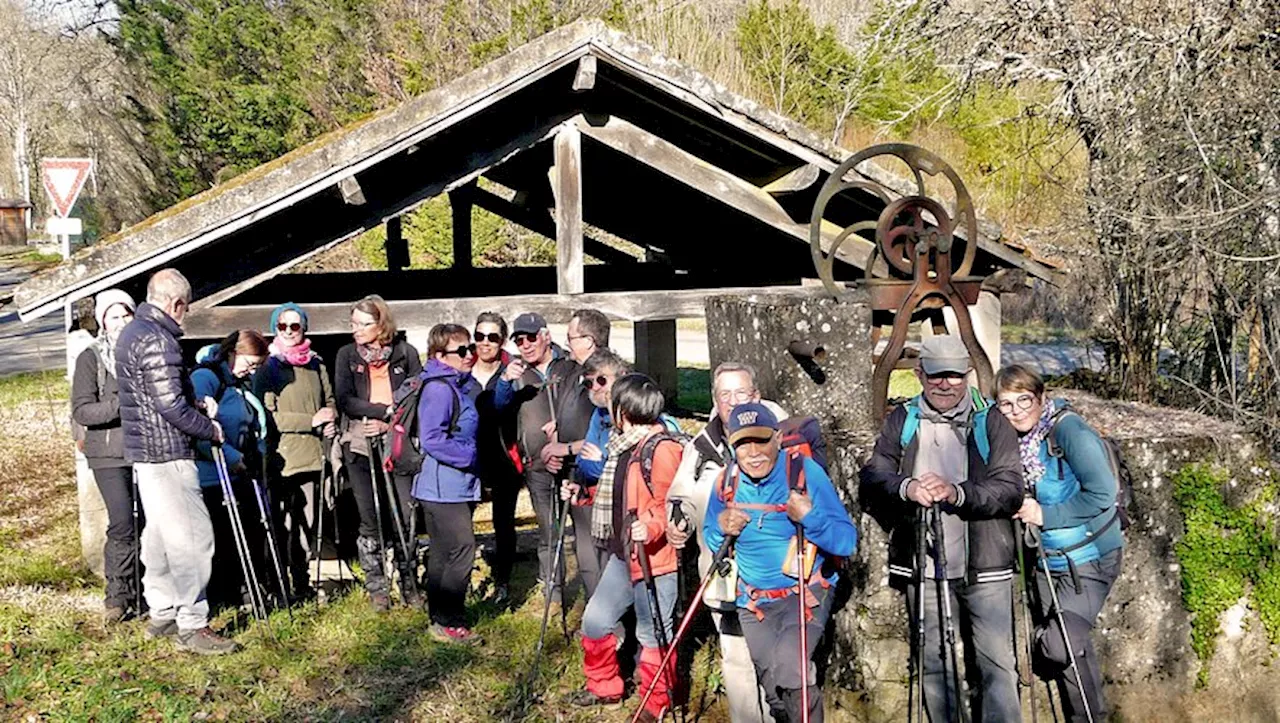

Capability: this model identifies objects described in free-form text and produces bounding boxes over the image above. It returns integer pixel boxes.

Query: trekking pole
[251,477,294,621]
[931,507,969,723]
[631,535,737,723]
[669,504,694,723]
[795,519,811,723]
[1027,524,1095,723]
[313,448,327,598]
[372,438,420,601]
[911,507,928,723]
[516,487,575,708]
[363,423,391,592]
[1014,520,1039,723]
[632,513,675,720]
[131,468,143,616]
[212,447,270,626]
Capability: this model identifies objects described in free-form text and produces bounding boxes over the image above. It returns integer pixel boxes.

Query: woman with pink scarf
[253,302,337,602]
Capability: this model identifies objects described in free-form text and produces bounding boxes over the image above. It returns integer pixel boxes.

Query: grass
[0,371,731,721]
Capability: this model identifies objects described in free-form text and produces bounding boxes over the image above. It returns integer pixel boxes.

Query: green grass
[0,370,730,722]
[678,366,712,413]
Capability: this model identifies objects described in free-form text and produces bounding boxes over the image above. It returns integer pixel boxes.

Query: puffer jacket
[411,359,481,503]
[116,303,217,463]
[71,344,128,469]
[492,344,593,474]
[859,396,1024,587]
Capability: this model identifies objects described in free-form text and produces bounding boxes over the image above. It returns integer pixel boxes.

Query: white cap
[95,289,136,330]
[919,335,971,375]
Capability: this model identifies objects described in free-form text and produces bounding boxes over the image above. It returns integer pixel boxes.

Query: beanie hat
[269,302,309,334]
[94,289,136,331]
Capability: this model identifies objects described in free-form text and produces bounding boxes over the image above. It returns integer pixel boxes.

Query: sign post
[40,158,93,259]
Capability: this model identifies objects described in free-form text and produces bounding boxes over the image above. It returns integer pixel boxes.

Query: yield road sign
[41,158,93,218]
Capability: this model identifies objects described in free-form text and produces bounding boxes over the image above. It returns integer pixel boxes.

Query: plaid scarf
[1019,399,1059,491]
[591,424,653,544]
[357,343,392,367]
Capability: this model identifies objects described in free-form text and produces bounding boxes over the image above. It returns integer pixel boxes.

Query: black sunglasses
[276,322,302,332]
[582,374,609,390]
[444,344,476,358]
[512,332,537,345]
[474,331,503,344]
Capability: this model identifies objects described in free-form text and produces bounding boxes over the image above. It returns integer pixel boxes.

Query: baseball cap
[511,312,547,336]
[726,402,780,445]
[919,335,971,376]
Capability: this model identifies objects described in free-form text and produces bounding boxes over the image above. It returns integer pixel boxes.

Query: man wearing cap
[859,336,1024,722]
[704,402,856,723]
[492,310,599,608]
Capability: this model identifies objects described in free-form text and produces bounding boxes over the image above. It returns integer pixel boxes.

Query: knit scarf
[357,343,392,367]
[1019,399,1059,491]
[96,330,119,380]
[591,424,653,544]
[270,338,315,367]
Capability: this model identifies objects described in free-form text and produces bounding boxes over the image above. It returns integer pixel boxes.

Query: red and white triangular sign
[41,158,93,218]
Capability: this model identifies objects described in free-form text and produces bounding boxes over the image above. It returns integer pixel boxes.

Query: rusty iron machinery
[808,143,994,420]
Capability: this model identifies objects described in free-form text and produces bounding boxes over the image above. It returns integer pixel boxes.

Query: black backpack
[385,377,461,476]
[1046,408,1135,531]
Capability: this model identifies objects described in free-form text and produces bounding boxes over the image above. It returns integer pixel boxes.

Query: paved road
[0,266,65,377]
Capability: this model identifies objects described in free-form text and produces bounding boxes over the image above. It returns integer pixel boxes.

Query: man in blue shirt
[705,403,856,723]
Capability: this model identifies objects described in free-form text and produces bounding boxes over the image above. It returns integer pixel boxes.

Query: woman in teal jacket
[191,330,270,610]
[996,364,1123,723]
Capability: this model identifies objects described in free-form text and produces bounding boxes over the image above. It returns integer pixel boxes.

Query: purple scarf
[1019,399,1059,489]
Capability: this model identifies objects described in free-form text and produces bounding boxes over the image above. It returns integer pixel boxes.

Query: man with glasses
[666,361,789,722]
[492,310,600,611]
[859,335,1024,722]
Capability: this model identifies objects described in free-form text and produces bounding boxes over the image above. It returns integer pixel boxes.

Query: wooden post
[552,123,584,295]
[449,183,474,269]
[386,216,408,271]
[634,319,678,407]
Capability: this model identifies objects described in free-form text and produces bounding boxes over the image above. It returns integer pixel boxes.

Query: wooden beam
[763,164,821,195]
[337,175,367,205]
[552,123,584,294]
[449,183,474,269]
[469,185,639,265]
[634,319,678,405]
[386,216,409,271]
[184,285,827,338]
[573,116,874,269]
[572,55,597,91]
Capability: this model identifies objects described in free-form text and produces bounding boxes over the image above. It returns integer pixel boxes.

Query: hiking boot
[565,689,623,707]
[144,618,178,640]
[370,591,392,612]
[429,623,480,646]
[103,605,127,625]
[175,627,239,656]
[492,584,510,605]
[635,710,660,723]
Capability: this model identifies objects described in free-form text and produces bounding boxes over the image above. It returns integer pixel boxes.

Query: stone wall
[705,289,1279,722]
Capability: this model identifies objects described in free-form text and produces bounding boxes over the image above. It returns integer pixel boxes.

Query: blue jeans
[581,554,676,648]
[906,577,1020,723]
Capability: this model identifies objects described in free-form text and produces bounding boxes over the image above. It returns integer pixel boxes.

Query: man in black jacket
[492,311,598,608]
[860,336,1023,722]
[116,268,236,655]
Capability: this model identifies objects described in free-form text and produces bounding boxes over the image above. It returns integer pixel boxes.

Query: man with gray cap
[492,310,598,608]
[859,335,1023,722]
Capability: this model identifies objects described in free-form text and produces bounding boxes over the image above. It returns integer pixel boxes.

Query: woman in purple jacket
[412,323,482,644]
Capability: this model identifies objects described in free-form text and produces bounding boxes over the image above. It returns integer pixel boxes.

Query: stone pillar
[68,326,107,578]
[634,319,678,406]
[705,289,913,715]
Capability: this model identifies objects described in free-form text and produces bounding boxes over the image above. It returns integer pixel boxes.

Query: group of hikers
[72,266,1123,722]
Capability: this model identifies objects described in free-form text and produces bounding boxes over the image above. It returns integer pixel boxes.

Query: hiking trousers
[740,580,834,723]
[135,460,213,632]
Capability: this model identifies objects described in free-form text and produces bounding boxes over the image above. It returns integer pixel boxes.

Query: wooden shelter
[0,199,31,247]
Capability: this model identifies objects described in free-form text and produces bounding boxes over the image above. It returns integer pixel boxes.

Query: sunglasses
[583,374,610,390]
[512,332,538,345]
[924,373,967,387]
[474,331,503,344]
[276,322,303,333]
[444,344,476,358]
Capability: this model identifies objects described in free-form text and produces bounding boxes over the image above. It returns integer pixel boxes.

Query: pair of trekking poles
[906,506,1093,723]
[210,446,292,631]
[365,430,422,606]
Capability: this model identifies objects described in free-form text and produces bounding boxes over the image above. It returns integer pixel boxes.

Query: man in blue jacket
[116,269,236,655]
[705,403,856,723]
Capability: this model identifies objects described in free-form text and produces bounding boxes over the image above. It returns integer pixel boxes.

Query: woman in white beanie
[71,288,138,624]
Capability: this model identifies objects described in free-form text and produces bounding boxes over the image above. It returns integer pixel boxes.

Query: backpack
[1045,408,1135,531]
[634,427,692,494]
[385,376,461,476]
[899,387,992,463]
